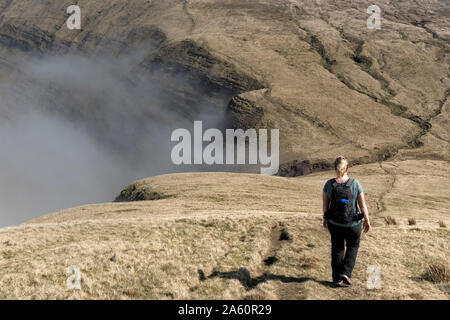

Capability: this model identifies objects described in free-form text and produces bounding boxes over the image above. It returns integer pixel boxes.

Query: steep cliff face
[0,0,448,170]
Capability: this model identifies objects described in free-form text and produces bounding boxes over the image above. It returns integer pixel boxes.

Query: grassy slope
[0,0,448,166]
[0,159,448,299]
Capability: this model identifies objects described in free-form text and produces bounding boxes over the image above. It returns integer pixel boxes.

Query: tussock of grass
[438,220,447,228]
[421,261,450,283]
[384,216,398,225]
[408,217,416,226]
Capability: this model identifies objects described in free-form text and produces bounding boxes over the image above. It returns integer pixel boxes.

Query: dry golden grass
[0,0,447,301]
[421,261,450,284]
[408,218,416,226]
[439,220,447,228]
[0,159,448,300]
[384,216,398,226]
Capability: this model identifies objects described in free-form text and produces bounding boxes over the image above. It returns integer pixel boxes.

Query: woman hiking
[322,156,371,287]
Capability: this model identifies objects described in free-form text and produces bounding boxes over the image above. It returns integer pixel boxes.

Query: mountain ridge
[0,0,448,172]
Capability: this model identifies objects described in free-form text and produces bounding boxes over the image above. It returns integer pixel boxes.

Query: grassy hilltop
[0,160,448,299]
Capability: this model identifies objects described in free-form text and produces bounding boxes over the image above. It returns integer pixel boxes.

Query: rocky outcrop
[114,183,172,202]
[150,39,265,92]
[228,95,264,130]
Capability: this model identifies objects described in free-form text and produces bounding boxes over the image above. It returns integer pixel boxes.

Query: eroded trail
[375,162,397,214]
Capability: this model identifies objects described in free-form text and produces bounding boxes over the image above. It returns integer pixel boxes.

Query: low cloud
[0,51,235,227]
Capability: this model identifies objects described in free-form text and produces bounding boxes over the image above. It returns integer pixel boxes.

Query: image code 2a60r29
[221,304,272,315]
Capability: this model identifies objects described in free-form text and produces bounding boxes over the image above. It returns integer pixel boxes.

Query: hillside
[0,0,449,168]
[0,159,448,299]
[0,0,449,300]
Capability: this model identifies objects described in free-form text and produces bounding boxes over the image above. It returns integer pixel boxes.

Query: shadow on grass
[199,267,335,291]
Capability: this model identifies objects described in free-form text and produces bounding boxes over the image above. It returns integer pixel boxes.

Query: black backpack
[327,178,357,223]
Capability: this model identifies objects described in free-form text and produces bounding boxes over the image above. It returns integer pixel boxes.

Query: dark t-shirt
[323,178,363,227]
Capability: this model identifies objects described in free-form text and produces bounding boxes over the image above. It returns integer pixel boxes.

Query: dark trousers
[327,222,362,281]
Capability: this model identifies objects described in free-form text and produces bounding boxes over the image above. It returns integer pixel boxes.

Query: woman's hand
[323,218,328,228]
[363,219,371,233]
[358,193,371,233]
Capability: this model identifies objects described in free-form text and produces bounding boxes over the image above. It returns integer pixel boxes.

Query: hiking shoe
[333,279,345,287]
[341,274,352,287]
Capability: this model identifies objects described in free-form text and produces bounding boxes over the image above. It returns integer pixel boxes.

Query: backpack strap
[345,178,354,187]
[331,178,338,188]
[347,177,354,199]
[330,178,338,199]
[332,178,353,187]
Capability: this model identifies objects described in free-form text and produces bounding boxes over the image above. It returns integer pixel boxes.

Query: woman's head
[334,156,349,177]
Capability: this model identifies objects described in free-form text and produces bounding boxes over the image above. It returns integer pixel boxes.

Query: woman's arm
[322,191,329,228]
[357,192,371,232]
